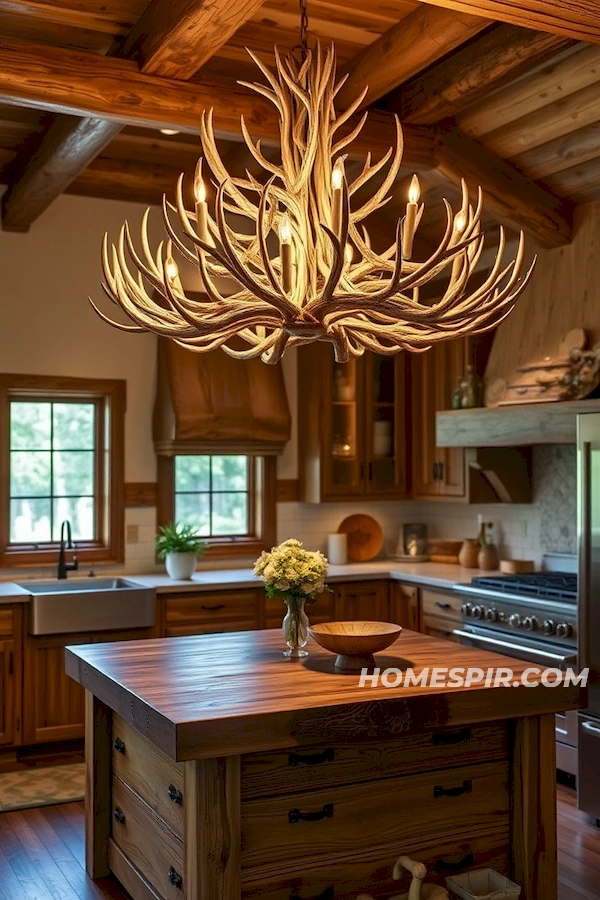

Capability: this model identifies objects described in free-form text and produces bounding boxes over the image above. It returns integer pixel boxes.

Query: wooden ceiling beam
[1,0,268,232]
[120,0,268,80]
[0,37,437,168]
[336,4,488,111]
[414,0,600,44]
[433,124,574,248]
[387,25,575,124]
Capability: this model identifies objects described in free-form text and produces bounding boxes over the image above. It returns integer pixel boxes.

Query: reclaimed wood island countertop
[65,628,585,900]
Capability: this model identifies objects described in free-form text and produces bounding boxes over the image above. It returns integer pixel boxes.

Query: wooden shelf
[436,398,600,447]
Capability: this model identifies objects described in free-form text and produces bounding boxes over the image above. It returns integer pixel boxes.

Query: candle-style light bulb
[331,158,345,235]
[194,160,210,245]
[279,214,293,294]
[344,243,353,266]
[408,174,420,205]
[403,174,420,260]
[165,257,183,293]
[451,211,468,280]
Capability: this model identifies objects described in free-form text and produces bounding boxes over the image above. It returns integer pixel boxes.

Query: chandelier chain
[299,0,309,51]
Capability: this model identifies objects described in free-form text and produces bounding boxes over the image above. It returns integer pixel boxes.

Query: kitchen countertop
[131,560,496,593]
[0,561,498,604]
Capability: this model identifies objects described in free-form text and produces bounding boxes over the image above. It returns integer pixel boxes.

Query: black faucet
[57,520,78,580]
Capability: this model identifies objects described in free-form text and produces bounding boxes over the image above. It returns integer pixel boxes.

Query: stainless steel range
[452,571,578,776]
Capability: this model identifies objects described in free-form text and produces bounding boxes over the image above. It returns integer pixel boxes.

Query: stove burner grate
[470,571,577,601]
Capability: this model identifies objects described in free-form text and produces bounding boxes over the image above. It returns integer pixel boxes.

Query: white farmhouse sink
[18,578,156,635]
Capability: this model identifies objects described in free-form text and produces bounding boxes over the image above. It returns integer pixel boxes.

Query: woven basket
[446,869,521,900]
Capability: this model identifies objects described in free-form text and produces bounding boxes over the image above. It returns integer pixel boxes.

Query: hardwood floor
[0,786,596,899]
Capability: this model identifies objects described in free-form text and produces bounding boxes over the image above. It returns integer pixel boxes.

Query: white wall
[0,193,157,484]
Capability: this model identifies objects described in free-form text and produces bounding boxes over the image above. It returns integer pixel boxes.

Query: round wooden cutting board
[337,514,383,562]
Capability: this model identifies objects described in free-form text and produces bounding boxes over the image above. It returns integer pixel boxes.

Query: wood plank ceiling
[0,0,598,251]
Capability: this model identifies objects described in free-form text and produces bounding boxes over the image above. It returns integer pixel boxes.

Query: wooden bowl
[309,621,402,671]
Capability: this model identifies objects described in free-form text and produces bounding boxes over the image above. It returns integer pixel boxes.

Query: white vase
[165,552,197,580]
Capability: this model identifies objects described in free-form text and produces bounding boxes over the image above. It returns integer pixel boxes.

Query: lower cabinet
[333,580,389,621]
[23,624,157,745]
[0,606,22,747]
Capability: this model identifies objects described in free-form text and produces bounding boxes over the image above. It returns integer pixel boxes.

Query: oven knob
[485,607,499,622]
[461,603,473,617]
[543,619,557,635]
[523,616,539,632]
[556,622,573,638]
[509,614,523,629]
[471,605,485,620]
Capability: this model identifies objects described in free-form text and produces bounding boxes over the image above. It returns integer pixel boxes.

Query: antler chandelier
[92,22,535,363]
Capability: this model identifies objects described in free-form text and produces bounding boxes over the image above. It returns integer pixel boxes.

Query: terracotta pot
[458,539,480,568]
[478,543,500,571]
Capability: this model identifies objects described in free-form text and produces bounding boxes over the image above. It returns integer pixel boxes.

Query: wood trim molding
[125,483,157,508]
[276,479,299,503]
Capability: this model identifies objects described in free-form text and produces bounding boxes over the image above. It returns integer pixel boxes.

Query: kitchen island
[65,629,584,900]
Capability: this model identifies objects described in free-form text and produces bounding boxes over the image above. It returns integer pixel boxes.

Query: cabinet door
[23,635,86,744]
[0,639,15,746]
[411,344,440,498]
[334,581,389,621]
[435,339,467,498]
[364,353,410,499]
[325,354,365,499]
[389,583,419,631]
[411,339,467,500]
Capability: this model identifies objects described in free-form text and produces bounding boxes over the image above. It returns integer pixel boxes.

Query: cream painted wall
[0,193,158,483]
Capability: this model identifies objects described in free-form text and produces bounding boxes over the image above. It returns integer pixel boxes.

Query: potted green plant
[155,522,207,580]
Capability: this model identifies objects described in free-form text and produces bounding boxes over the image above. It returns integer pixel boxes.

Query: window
[174,456,251,538]
[0,375,126,567]
[157,454,276,558]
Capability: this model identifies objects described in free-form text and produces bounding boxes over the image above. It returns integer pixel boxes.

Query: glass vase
[282,596,309,658]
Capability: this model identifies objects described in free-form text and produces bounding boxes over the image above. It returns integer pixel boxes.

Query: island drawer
[241,760,509,872]
[111,776,185,900]
[241,722,508,799]
[112,713,184,838]
[241,816,510,899]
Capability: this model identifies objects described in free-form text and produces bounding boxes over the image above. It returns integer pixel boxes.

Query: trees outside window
[0,375,125,567]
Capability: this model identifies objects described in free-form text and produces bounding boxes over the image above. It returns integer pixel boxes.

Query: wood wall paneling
[484,200,600,389]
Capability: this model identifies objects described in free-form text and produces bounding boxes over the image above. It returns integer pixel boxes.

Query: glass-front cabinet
[298,344,409,502]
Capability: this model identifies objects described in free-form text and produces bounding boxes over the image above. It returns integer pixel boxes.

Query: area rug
[0,763,85,812]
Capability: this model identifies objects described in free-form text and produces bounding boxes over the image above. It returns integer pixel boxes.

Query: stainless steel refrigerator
[577,412,600,819]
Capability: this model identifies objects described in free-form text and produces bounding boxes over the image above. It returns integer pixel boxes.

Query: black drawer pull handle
[168,866,183,889]
[432,727,471,746]
[289,888,334,900]
[435,601,451,609]
[289,748,335,767]
[167,784,183,804]
[113,807,126,824]
[289,803,334,824]
[435,852,474,873]
[113,738,126,754]
[200,603,225,611]
[434,779,472,799]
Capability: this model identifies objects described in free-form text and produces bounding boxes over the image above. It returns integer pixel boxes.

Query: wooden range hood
[436,398,600,448]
